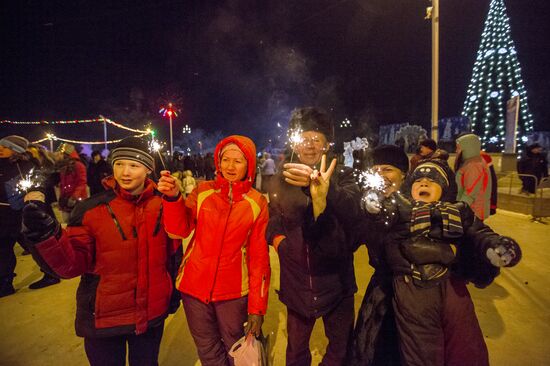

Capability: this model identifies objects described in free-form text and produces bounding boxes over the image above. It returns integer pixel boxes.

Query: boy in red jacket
[22,137,178,366]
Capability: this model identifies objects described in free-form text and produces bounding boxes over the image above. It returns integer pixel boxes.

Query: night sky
[1,0,549,147]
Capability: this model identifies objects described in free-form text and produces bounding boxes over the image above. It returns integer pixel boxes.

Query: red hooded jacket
[163,135,271,315]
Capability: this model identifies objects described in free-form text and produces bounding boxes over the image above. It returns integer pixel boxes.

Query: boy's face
[113,159,150,195]
[411,177,443,203]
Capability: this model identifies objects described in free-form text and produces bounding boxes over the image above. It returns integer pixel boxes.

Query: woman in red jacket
[158,135,271,366]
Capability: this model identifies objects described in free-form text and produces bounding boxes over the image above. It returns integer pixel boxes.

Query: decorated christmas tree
[461,0,534,152]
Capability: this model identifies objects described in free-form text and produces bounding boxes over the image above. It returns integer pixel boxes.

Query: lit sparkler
[357,169,386,192]
[287,126,304,162]
[148,137,167,170]
[16,169,36,193]
[357,169,391,220]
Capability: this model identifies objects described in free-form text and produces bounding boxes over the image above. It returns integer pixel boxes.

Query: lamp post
[99,115,108,152]
[427,0,440,141]
[47,133,54,151]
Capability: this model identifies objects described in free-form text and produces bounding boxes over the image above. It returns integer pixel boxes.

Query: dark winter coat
[87,158,112,196]
[517,149,549,187]
[25,177,178,338]
[382,196,508,365]
[0,155,34,238]
[347,217,400,366]
[267,164,360,318]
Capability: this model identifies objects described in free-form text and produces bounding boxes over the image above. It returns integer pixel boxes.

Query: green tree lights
[462,0,534,152]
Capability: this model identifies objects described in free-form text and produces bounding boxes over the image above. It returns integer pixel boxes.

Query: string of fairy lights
[461,0,534,152]
[1,117,152,145]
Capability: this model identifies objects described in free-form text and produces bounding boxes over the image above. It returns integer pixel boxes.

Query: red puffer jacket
[163,135,271,315]
[30,177,177,337]
[59,151,88,211]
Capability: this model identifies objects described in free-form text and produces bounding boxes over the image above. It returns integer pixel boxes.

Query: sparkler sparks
[288,126,304,149]
[357,169,396,225]
[16,169,36,193]
[357,169,386,192]
[287,126,304,162]
[148,137,167,170]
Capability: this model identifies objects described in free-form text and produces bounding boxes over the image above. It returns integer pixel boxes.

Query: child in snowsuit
[374,159,521,366]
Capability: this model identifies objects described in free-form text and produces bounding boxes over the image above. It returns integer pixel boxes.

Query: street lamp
[426,0,439,141]
[46,133,55,151]
[182,124,191,134]
[159,102,179,154]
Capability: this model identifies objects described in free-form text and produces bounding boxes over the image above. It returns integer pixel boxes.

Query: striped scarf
[410,201,463,238]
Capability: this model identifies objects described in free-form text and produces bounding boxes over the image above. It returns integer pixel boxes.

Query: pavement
[1,209,549,365]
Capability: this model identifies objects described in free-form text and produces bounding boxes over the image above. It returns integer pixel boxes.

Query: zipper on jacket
[208,183,233,302]
[260,275,266,298]
[105,203,127,240]
[305,245,313,290]
[305,196,314,298]
[153,204,163,236]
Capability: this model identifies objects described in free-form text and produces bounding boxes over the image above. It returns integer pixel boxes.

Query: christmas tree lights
[461,0,534,152]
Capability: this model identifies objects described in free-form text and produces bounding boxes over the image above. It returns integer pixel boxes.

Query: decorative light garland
[32,132,151,145]
[1,117,149,134]
[1,118,102,125]
[461,0,534,153]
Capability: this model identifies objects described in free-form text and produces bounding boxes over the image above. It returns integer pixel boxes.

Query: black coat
[87,159,112,196]
[267,164,360,318]
[0,156,34,238]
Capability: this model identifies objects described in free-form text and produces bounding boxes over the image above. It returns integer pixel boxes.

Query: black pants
[0,235,17,279]
[286,296,355,366]
[84,323,164,366]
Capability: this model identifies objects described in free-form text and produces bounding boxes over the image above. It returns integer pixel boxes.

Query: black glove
[22,201,59,243]
[486,236,522,267]
[400,236,455,266]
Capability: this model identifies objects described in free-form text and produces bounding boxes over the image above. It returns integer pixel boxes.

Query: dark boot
[29,273,60,290]
[0,275,16,298]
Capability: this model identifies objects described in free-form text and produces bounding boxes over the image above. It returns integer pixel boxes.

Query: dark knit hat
[419,138,437,152]
[410,159,457,202]
[111,136,155,171]
[372,144,409,173]
[0,135,29,154]
[288,107,334,141]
